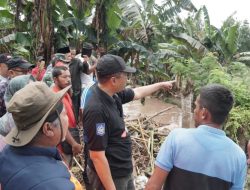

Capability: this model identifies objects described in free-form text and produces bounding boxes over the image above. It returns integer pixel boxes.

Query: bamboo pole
[142,106,176,124]
[150,129,155,172]
[73,156,84,172]
[138,118,149,152]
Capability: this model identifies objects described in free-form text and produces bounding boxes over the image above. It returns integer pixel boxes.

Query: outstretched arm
[133,80,175,100]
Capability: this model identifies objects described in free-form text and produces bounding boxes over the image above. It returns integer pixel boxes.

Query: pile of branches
[71,106,176,189]
[126,106,175,177]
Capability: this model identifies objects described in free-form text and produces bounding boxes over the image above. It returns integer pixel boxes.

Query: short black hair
[52,66,68,78]
[97,72,122,84]
[199,84,234,125]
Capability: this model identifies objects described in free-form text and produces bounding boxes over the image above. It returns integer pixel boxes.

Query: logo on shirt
[96,123,105,136]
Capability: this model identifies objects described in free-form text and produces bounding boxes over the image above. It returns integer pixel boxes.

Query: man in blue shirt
[0,82,82,190]
[145,84,247,190]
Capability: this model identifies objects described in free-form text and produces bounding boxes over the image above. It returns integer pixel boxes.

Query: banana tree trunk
[32,0,54,64]
[93,1,108,49]
[180,78,194,128]
[181,92,193,128]
[15,0,22,32]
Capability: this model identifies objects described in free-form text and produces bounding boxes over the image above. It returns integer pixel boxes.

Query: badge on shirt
[96,123,105,136]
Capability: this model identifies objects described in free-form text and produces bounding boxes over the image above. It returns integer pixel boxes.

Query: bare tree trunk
[44,1,54,63]
[32,0,54,64]
[15,0,22,32]
[180,78,194,128]
[181,93,193,128]
[92,1,107,48]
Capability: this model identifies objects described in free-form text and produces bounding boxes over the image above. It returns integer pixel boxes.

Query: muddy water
[123,97,182,130]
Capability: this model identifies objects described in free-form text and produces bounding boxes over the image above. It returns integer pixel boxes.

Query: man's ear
[201,107,210,120]
[8,70,14,78]
[110,76,116,85]
[42,122,55,137]
[53,77,58,84]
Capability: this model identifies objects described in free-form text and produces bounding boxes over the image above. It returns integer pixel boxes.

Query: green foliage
[170,48,250,144]
[238,20,250,52]
[107,5,121,32]
[170,53,221,92]
[55,0,72,18]
[117,0,149,43]
[225,107,250,143]
[208,64,250,108]
[11,44,30,59]
[226,24,239,55]
[0,9,14,20]
[206,61,250,142]
[212,17,240,63]
[0,0,8,7]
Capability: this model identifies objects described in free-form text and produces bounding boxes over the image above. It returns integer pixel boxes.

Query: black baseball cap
[96,54,136,76]
[57,46,70,54]
[81,42,93,57]
[0,54,11,64]
[7,57,33,70]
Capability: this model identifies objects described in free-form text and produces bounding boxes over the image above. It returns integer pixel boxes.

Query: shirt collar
[95,83,116,105]
[9,146,62,160]
[198,125,226,136]
[0,75,8,82]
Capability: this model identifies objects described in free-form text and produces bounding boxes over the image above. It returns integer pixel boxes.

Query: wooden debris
[127,107,175,177]
[72,106,176,189]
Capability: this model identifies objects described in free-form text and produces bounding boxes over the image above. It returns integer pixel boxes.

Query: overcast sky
[136,0,250,27]
[191,0,249,27]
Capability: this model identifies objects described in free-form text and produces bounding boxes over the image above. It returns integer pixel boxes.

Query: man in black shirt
[83,54,174,190]
[57,46,92,121]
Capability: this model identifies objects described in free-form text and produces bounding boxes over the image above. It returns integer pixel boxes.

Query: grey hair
[51,118,61,128]
[28,117,61,146]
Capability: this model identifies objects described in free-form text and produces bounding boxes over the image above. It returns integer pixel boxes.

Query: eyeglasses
[114,72,128,79]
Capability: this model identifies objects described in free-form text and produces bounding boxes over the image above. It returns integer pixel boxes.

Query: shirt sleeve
[117,88,135,104]
[0,112,14,136]
[31,67,38,76]
[0,81,8,116]
[77,58,89,74]
[230,155,247,190]
[80,86,91,109]
[155,130,176,172]
[82,61,89,73]
[84,109,108,151]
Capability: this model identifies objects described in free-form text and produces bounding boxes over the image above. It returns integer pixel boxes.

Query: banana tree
[156,6,214,128]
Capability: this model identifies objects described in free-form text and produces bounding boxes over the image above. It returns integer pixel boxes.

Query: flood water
[123,97,182,130]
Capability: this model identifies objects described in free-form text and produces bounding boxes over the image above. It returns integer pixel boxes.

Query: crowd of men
[0,43,247,190]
